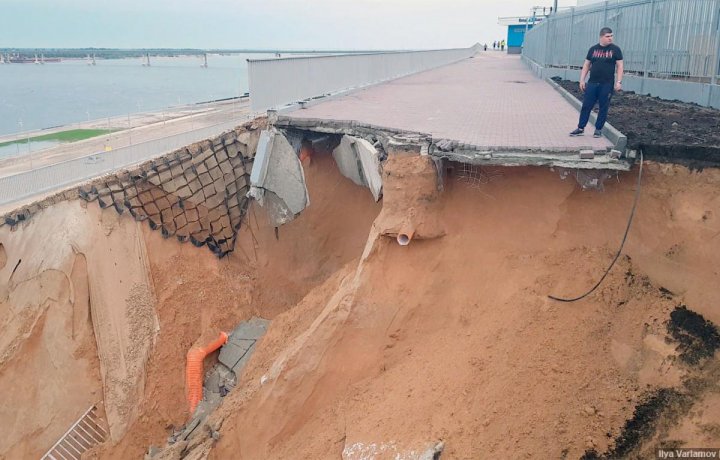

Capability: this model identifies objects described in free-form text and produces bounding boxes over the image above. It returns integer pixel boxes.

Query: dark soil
[667,305,720,366]
[581,388,692,460]
[580,305,720,459]
[554,78,720,168]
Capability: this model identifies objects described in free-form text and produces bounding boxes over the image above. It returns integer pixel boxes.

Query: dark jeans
[578,82,613,130]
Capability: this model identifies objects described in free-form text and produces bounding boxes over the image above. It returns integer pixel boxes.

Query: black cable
[548,149,644,302]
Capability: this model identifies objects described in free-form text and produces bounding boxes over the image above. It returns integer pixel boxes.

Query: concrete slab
[229,317,270,340]
[218,339,255,372]
[249,130,273,187]
[249,129,310,225]
[333,136,366,186]
[220,317,270,374]
[332,135,383,201]
[279,53,630,170]
[284,53,613,152]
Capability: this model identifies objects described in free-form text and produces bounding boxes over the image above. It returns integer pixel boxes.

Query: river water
[0,53,275,137]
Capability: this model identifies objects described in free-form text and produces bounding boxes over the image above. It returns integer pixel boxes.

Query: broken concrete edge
[274,116,432,161]
[545,77,628,153]
[437,150,631,171]
[0,116,267,237]
[274,114,425,138]
[272,115,632,171]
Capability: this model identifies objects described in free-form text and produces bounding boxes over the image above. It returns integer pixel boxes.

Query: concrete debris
[332,135,383,201]
[342,440,444,460]
[168,317,271,447]
[219,317,270,373]
[249,129,310,226]
[386,133,430,155]
[145,440,187,460]
[574,169,616,191]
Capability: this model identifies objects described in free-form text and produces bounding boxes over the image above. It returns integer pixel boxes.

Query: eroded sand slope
[1,153,718,459]
[207,159,720,459]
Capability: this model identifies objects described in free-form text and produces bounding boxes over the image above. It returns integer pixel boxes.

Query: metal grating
[41,405,107,460]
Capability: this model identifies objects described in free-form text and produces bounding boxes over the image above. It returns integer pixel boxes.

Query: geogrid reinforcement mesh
[78,119,265,258]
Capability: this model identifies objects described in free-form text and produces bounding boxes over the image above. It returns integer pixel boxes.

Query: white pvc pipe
[397,225,415,246]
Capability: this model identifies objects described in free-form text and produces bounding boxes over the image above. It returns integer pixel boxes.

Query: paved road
[0,99,253,178]
[284,52,614,152]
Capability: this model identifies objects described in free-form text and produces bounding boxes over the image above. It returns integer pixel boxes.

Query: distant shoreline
[0,48,401,61]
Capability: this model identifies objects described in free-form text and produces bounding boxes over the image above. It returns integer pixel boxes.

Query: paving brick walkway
[284,52,613,152]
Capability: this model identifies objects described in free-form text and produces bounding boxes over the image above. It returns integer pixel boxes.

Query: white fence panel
[248,46,480,111]
[0,119,245,207]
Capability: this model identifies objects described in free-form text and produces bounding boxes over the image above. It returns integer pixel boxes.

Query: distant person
[500,40,505,51]
[493,41,497,50]
[570,27,624,138]
[484,43,488,51]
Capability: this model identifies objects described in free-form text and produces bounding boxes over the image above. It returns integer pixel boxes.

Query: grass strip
[0,128,115,148]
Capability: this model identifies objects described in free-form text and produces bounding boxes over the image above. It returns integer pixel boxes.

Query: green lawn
[0,129,114,148]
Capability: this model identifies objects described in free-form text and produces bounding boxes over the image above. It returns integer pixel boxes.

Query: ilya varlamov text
[657,448,720,459]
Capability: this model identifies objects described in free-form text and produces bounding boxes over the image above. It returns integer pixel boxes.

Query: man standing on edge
[570,27,624,138]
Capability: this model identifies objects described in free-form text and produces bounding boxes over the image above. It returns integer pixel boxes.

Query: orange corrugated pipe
[186,331,228,414]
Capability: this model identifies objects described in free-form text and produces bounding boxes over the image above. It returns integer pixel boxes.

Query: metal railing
[42,405,107,460]
[0,118,249,206]
[523,0,720,83]
[248,46,481,111]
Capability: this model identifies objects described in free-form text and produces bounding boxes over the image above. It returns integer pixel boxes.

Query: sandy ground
[205,158,720,459]
[86,152,382,459]
[0,201,157,457]
[1,150,719,458]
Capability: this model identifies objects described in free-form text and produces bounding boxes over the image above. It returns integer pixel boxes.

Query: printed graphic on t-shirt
[586,44,623,84]
[591,48,615,59]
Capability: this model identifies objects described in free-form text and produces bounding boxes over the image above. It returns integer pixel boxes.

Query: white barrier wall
[248,46,480,112]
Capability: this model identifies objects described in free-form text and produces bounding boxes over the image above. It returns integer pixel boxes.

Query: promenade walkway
[279,52,627,170]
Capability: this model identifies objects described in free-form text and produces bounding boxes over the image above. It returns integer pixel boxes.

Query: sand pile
[82,152,381,459]
[201,158,719,459]
[0,151,380,459]
[0,201,157,458]
[1,148,719,459]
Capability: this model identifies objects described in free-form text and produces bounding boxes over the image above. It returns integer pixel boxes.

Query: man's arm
[615,60,624,91]
[579,59,591,91]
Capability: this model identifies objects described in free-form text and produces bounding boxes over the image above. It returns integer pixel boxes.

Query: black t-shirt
[586,44,623,84]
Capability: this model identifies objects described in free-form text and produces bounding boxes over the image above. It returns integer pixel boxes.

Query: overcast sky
[1,0,579,50]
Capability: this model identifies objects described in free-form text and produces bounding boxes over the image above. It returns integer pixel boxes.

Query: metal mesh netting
[455,162,504,188]
[78,119,264,258]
